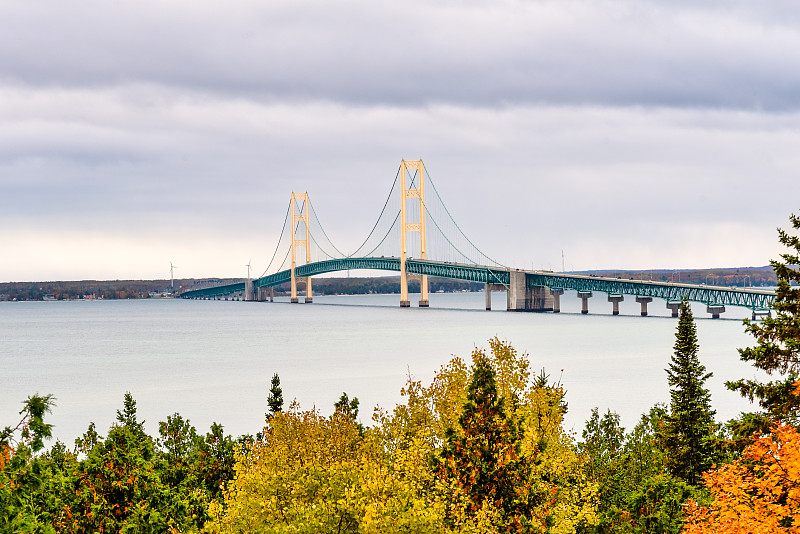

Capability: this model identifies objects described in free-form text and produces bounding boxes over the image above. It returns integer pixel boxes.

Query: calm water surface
[0,292,765,443]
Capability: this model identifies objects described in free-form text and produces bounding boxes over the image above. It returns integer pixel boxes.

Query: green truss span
[526,272,775,310]
[180,258,775,310]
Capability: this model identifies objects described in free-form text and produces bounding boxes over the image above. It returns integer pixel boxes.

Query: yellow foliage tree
[683,424,800,533]
[208,402,446,533]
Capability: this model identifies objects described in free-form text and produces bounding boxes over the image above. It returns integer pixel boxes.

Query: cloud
[1,0,799,109]
[1,77,797,281]
[1,1,798,281]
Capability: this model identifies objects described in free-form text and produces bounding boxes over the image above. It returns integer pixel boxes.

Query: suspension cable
[424,167,507,268]
[363,211,401,257]
[256,200,292,279]
[308,196,347,258]
[349,166,402,257]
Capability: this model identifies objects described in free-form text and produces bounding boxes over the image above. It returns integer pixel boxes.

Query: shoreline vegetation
[0,266,778,302]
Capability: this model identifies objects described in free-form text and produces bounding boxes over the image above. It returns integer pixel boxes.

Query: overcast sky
[2,0,799,281]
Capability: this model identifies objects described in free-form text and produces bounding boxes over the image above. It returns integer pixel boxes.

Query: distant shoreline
[0,266,777,302]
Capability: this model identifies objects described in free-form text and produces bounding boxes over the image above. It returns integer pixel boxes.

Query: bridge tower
[290,192,312,303]
[399,159,429,307]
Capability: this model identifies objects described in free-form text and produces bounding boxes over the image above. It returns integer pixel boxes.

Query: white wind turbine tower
[170,261,178,290]
[246,259,252,280]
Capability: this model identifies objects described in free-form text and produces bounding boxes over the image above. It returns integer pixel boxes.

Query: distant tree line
[0,266,779,302]
[0,278,239,301]
[582,267,777,287]
[0,276,483,301]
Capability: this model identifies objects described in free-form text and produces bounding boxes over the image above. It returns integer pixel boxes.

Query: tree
[436,353,541,532]
[210,403,378,533]
[727,212,800,437]
[55,394,206,533]
[579,405,705,534]
[658,299,717,485]
[334,392,360,421]
[267,372,284,417]
[116,391,146,437]
[0,394,56,455]
[683,423,800,533]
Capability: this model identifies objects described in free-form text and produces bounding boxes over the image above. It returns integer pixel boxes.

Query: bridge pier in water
[551,288,564,313]
[608,294,623,315]
[636,296,653,316]
[506,271,553,311]
[666,301,681,317]
[484,283,505,310]
[707,305,725,319]
[578,291,592,314]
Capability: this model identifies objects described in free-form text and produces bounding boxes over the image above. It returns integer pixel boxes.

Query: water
[0,292,766,444]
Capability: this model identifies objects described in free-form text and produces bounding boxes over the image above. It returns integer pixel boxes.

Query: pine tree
[436,354,539,530]
[266,373,284,418]
[727,212,800,437]
[658,299,717,485]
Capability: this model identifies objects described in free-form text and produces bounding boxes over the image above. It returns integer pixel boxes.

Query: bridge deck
[180,257,775,310]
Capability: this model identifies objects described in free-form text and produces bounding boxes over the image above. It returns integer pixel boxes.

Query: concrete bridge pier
[636,297,653,316]
[506,272,553,311]
[551,289,564,313]
[666,302,681,317]
[707,305,725,319]
[531,286,554,311]
[752,309,771,320]
[256,287,271,302]
[507,271,527,311]
[608,294,623,315]
[578,291,592,314]
[485,283,505,310]
[244,280,254,301]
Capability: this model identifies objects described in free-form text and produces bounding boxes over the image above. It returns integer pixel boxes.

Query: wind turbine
[170,261,178,290]
[246,259,252,280]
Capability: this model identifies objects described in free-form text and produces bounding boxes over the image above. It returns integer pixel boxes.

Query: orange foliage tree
[683,424,800,533]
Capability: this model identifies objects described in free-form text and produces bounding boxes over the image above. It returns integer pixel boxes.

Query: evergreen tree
[266,373,284,418]
[333,392,359,421]
[436,354,539,531]
[115,391,146,439]
[727,212,800,437]
[658,299,717,485]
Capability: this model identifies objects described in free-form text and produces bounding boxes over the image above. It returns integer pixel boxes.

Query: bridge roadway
[180,257,776,316]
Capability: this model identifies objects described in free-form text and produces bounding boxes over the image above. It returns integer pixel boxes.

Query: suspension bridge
[181,159,775,319]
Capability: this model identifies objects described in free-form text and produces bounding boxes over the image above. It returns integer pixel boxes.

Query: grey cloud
[1,0,800,109]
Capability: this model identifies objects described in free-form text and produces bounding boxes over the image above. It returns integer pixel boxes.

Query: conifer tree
[727,212,800,436]
[266,373,283,418]
[436,354,538,530]
[658,299,717,485]
[333,392,359,421]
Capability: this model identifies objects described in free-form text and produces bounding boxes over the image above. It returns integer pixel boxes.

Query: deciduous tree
[683,423,800,533]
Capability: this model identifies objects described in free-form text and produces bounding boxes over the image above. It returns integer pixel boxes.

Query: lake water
[0,291,766,444]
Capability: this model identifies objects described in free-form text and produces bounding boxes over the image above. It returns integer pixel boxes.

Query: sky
[2,0,799,282]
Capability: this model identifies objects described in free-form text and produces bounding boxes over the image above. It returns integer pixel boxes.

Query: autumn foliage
[683,424,800,533]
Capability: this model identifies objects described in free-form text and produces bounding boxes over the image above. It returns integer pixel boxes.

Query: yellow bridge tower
[399,159,429,307]
[290,192,312,303]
